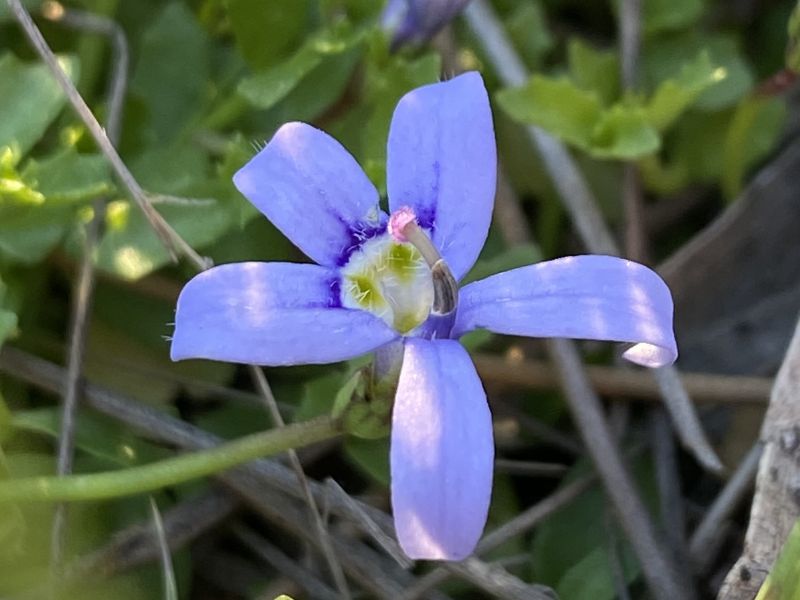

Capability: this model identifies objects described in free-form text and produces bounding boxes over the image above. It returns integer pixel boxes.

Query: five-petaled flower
[170,72,677,561]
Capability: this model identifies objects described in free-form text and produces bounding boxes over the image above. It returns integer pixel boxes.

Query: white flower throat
[340,233,434,334]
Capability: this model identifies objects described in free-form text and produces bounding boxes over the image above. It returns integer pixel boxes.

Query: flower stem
[0,417,340,503]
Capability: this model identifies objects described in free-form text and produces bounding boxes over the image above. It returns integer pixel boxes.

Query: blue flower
[171,72,677,561]
[382,0,473,49]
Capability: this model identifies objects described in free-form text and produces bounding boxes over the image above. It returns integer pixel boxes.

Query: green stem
[0,417,340,503]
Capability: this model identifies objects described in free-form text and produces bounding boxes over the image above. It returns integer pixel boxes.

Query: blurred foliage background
[0,0,798,598]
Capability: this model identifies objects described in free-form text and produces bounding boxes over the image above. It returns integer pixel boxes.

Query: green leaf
[0,204,73,264]
[295,373,345,423]
[756,520,800,600]
[556,545,638,600]
[20,149,113,204]
[0,0,39,22]
[506,1,554,69]
[238,24,365,111]
[640,0,704,35]
[590,105,660,159]
[0,53,77,156]
[0,276,17,348]
[643,33,754,111]
[0,444,24,563]
[131,3,211,142]
[567,38,620,105]
[0,392,11,443]
[263,43,362,125]
[96,144,238,280]
[722,96,786,199]
[497,76,603,149]
[226,0,311,69]
[498,76,660,159]
[97,199,233,280]
[533,458,657,586]
[645,51,721,131]
[788,1,800,72]
[11,408,167,468]
[344,437,390,486]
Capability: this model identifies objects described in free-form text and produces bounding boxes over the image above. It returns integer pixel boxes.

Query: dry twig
[474,354,771,405]
[717,320,800,599]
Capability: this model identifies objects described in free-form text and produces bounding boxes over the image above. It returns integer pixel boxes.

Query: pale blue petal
[171,262,398,365]
[387,72,496,281]
[453,255,677,367]
[233,123,387,267]
[391,338,493,560]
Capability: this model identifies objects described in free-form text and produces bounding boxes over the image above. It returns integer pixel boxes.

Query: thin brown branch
[465,0,722,475]
[474,354,771,405]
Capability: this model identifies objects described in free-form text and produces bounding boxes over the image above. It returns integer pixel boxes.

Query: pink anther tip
[388,206,418,243]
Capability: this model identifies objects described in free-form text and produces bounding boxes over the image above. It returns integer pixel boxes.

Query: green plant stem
[0,417,340,503]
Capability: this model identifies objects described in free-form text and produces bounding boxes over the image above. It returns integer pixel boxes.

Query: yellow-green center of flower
[340,233,434,334]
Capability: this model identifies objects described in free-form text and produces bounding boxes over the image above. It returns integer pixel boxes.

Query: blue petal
[391,338,494,560]
[453,255,677,367]
[233,123,387,267]
[171,262,398,366]
[387,72,496,281]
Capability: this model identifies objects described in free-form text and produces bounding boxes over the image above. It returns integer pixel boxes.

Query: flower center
[340,232,434,334]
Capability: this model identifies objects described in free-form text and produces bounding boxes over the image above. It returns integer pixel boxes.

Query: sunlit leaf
[645,51,721,131]
[21,149,113,204]
[591,104,660,159]
[567,38,619,105]
[643,33,754,111]
[497,76,603,149]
